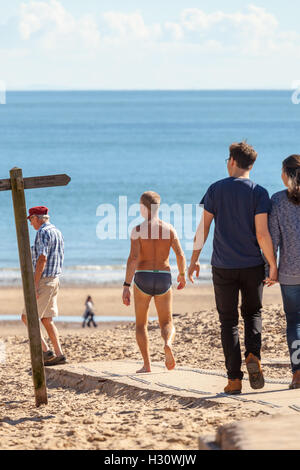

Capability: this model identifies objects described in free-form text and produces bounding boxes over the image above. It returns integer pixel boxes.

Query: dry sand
[0,283,292,450]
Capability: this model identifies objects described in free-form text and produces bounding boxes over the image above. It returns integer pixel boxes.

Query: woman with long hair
[122,191,186,373]
[269,155,300,389]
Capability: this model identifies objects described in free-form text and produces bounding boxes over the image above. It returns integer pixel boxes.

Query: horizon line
[5,88,293,92]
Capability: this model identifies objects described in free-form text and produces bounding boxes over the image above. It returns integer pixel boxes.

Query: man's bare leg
[41,318,63,357]
[133,285,152,373]
[154,290,176,370]
[21,314,49,353]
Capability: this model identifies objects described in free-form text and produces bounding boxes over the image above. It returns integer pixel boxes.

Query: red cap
[27,206,49,220]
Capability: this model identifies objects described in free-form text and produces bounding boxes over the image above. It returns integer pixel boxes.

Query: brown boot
[289,371,300,390]
[224,379,242,395]
[246,353,265,390]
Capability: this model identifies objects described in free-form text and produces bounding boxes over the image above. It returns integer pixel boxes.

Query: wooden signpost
[1,168,71,407]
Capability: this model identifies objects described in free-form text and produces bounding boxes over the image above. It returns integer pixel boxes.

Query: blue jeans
[280,284,300,373]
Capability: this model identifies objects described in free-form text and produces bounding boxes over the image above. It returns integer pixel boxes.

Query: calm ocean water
[0,91,299,285]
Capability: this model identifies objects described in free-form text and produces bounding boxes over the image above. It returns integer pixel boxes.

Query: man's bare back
[132,219,183,271]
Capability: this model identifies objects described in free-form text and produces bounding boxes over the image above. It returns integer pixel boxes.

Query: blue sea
[0,91,299,285]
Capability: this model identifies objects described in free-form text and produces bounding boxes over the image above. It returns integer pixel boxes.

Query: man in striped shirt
[21,206,66,366]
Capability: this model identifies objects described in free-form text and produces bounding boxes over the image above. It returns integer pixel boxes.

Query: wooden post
[10,167,48,407]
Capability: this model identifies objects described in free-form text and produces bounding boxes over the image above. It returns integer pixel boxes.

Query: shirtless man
[122,191,186,373]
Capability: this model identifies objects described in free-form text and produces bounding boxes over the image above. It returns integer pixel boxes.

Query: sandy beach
[0,283,292,450]
[0,282,282,318]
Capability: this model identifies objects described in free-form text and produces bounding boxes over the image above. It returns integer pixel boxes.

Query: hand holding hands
[264,265,278,287]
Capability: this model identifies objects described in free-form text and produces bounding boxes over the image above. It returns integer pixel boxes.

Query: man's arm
[34,230,50,296]
[171,230,186,289]
[34,254,47,296]
[255,213,278,286]
[268,202,281,256]
[188,210,214,282]
[124,238,140,285]
[122,229,140,306]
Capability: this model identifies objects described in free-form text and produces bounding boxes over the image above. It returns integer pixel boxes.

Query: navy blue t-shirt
[200,177,271,269]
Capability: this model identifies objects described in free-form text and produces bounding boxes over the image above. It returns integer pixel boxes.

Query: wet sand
[0,282,282,317]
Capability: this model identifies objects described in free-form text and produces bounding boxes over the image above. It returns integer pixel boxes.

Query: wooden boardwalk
[45,360,300,416]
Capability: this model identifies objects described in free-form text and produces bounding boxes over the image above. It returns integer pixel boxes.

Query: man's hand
[264,265,278,287]
[177,274,186,290]
[188,262,200,283]
[122,287,131,306]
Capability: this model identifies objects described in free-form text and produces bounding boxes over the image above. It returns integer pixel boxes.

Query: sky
[1,0,300,90]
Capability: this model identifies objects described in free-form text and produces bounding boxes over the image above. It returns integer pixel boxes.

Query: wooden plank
[10,167,48,407]
[216,414,300,450]
[0,174,71,192]
[23,174,71,189]
[0,178,11,191]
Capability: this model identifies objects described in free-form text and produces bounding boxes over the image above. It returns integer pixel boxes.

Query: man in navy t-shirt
[188,141,278,395]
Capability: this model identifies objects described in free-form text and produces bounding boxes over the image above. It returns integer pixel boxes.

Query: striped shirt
[32,223,64,278]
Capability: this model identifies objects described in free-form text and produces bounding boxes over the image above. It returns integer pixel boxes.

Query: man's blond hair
[140,191,161,215]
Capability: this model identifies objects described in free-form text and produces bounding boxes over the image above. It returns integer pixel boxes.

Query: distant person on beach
[188,142,278,395]
[82,296,97,328]
[21,206,66,366]
[122,191,186,373]
[269,155,300,390]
